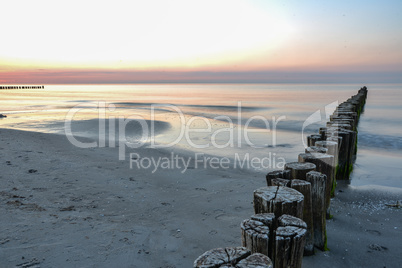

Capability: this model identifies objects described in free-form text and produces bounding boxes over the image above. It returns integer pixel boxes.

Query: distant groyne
[0,85,45,89]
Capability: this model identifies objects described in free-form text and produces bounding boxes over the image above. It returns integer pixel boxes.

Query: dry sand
[0,128,401,267]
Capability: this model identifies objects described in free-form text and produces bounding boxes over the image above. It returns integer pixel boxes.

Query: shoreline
[0,127,401,267]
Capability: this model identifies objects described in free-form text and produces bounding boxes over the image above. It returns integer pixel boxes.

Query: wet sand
[0,128,401,267]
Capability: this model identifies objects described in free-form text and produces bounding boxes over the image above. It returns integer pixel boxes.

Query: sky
[0,0,401,84]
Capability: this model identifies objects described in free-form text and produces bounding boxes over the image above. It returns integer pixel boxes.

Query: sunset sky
[1,0,401,84]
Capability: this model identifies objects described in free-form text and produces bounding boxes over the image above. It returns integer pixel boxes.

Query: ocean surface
[1,83,401,189]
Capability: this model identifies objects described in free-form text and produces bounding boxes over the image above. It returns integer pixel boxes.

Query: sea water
[1,83,401,189]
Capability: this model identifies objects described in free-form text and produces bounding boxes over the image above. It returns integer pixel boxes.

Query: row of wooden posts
[194,86,368,267]
[0,85,44,89]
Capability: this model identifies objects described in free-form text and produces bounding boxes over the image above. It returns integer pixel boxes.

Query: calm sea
[1,83,401,189]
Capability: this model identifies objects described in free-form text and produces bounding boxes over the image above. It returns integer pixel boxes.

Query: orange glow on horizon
[1,1,401,83]
[0,0,295,72]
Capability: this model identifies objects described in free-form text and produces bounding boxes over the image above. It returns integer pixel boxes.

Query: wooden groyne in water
[193,86,368,268]
[0,85,45,89]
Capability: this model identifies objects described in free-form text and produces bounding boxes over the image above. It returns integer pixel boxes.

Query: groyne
[0,85,44,89]
[193,86,368,267]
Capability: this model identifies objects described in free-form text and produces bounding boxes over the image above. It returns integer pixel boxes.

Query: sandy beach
[2,0,402,265]
[0,127,401,267]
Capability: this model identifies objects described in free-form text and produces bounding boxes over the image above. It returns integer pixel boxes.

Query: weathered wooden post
[305,146,327,154]
[332,111,357,125]
[318,127,327,140]
[326,129,351,180]
[266,170,290,186]
[254,186,304,219]
[236,253,273,267]
[315,141,338,164]
[274,215,307,268]
[194,247,273,267]
[290,179,314,255]
[330,117,356,130]
[306,171,327,250]
[284,162,316,180]
[326,122,353,131]
[326,135,343,157]
[307,134,322,147]
[241,219,270,256]
[343,129,357,160]
[269,178,290,187]
[249,213,276,259]
[241,213,306,268]
[314,141,338,199]
[298,152,334,210]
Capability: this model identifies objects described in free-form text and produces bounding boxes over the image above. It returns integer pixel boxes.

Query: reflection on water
[1,83,401,189]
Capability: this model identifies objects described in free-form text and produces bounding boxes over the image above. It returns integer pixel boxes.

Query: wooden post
[305,146,327,154]
[314,141,338,163]
[326,122,353,131]
[269,178,290,187]
[241,219,270,256]
[253,186,304,219]
[290,179,314,256]
[326,135,343,162]
[305,171,327,250]
[266,170,290,186]
[284,162,316,180]
[194,247,249,267]
[313,141,338,198]
[194,247,273,267]
[332,111,357,124]
[327,129,351,180]
[298,152,334,210]
[319,127,327,140]
[243,213,306,268]
[343,129,357,159]
[237,253,273,268]
[307,134,322,147]
[329,117,356,129]
[250,213,276,259]
[274,215,307,268]
[337,103,357,113]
